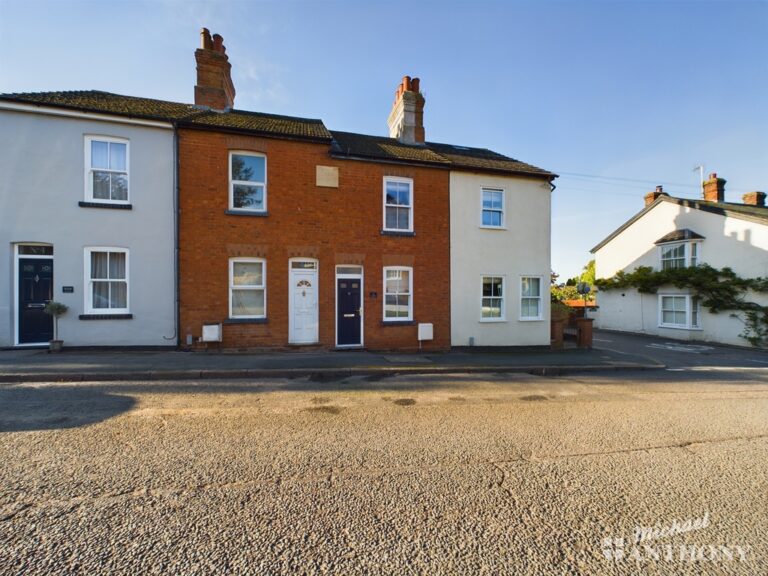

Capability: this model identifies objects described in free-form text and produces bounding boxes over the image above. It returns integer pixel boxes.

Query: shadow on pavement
[0,387,136,433]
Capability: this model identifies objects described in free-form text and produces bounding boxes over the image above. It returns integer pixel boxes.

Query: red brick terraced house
[178,30,453,351]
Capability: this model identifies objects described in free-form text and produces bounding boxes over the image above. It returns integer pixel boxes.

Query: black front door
[337,278,362,346]
[18,258,54,344]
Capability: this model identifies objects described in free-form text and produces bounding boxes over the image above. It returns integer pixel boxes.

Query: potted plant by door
[44,301,68,352]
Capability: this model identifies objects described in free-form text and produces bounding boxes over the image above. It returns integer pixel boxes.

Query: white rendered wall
[0,109,176,347]
[450,172,551,346]
[594,199,768,346]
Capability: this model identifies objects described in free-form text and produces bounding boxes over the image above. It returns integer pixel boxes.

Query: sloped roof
[181,109,331,140]
[654,228,705,244]
[331,131,450,165]
[331,131,555,178]
[591,195,768,253]
[1,90,554,176]
[0,90,199,121]
[425,141,555,177]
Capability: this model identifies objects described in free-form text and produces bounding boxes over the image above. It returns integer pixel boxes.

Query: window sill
[479,225,507,231]
[480,318,507,323]
[658,324,702,331]
[224,317,268,324]
[79,313,133,320]
[381,320,415,326]
[225,210,269,217]
[381,230,415,237]
[519,317,543,322]
[79,201,132,210]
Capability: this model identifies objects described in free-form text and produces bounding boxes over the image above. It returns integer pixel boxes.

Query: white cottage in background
[0,92,190,347]
[591,174,768,347]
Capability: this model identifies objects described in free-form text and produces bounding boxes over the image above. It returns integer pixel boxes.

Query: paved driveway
[2,371,767,574]
[593,329,768,370]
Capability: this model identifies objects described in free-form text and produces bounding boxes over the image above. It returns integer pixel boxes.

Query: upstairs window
[86,136,129,203]
[383,177,413,232]
[660,242,700,270]
[481,188,504,228]
[230,152,267,212]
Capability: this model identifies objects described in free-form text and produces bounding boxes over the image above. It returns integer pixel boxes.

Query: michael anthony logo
[601,513,750,564]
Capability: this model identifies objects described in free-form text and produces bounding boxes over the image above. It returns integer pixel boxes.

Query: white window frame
[480,187,505,229]
[229,151,267,213]
[84,247,130,314]
[480,275,506,322]
[382,176,414,233]
[659,241,700,270]
[229,257,267,319]
[519,276,543,321]
[382,266,413,321]
[84,135,130,204]
[658,294,701,330]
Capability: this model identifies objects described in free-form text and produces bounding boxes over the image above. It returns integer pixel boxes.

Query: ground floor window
[481,276,505,320]
[520,276,542,320]
[230,258,266,318]
[383,267,412,320]
[659,294,701,329]
[85,248,129,313]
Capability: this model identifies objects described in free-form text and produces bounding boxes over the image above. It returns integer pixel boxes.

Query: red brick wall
[178,129,451,351]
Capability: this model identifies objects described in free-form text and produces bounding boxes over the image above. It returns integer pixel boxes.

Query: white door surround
[289,258,319,344]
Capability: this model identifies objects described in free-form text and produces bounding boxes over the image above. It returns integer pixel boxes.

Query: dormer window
[655,229,704,270]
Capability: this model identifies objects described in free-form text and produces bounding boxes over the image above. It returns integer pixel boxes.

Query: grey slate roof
[425,141,555,177]
[330,131,555,178]
[1,90,553,176]
[591,195,768,253]
[654,229,705,244]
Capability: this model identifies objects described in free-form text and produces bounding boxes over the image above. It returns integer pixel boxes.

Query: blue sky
[1,0,766,280]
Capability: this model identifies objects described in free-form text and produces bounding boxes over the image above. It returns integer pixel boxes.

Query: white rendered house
[446,162,554,347]
[591,174,768,347]
[0,92,186,347]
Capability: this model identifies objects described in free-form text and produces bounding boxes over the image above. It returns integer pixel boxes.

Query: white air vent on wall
[201,323,222,342]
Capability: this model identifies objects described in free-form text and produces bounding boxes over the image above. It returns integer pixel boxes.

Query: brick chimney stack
[194,28,236,110]
[387,76,425,144]
[742,191,766,207]
[702,172,726,203]
[644,185,668,207]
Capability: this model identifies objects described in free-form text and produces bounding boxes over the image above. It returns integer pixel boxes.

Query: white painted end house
[591,176,768,347]
[449,167,554,347]
[0,93,182,347]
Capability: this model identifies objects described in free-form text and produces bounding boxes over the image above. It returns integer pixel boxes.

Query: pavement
[2,372,766,574]
[0,334,666,383]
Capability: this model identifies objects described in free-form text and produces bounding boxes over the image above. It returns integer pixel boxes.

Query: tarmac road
[1,371,767,575]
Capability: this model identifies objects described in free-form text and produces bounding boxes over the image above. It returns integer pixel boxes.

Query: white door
[289,259,319,344]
